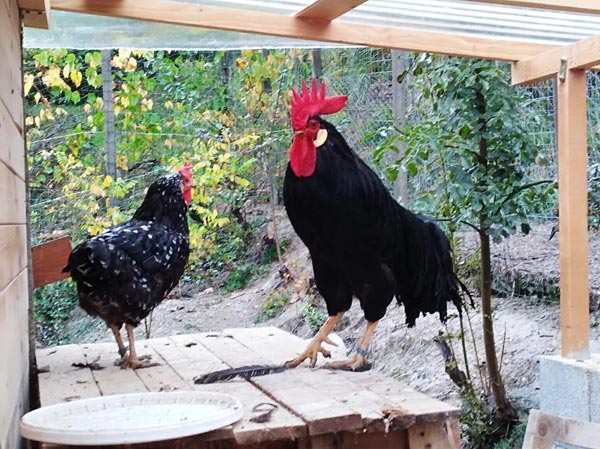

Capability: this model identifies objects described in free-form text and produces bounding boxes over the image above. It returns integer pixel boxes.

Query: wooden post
[557,68,589,359]
[101,49,117,180]
[391,50,409,205]
[311,48,323,81]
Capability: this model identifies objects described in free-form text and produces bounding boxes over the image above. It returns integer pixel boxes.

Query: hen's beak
[293,130,305,137]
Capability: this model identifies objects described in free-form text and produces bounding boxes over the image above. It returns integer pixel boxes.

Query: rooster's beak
[293,130,305,137]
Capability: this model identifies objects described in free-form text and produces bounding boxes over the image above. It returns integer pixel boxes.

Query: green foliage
[225,263,257,293]
[34,279,79,346]
[302,299,328,333]
[256,290,290,323]
[385,55,556,240]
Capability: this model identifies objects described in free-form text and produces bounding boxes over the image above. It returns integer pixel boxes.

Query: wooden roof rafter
[512,33,600,84]
[295,0,369,21]
[51,0,560,61]
[19,0,50,28]
[460,0,600,15]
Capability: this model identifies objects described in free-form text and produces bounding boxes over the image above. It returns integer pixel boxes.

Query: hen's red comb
[291,78,348,131]
[178,162,193,182]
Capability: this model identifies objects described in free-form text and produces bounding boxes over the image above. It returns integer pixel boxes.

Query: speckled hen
[62,164,193,369]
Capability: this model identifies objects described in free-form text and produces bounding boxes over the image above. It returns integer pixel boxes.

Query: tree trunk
[478,222,514,417]
[475,78,515,418]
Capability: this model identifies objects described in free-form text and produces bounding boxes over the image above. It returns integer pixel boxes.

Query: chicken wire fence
[28,48,600,300]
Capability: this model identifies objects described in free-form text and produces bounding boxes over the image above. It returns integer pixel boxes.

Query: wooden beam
[462,0,600,14]
[295,0,368,21]
[512,33,600,85]
[557,68,589,360]
[19,0,50,28]
[50,0,556,62]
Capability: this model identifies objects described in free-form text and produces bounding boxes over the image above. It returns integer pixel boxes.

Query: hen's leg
[109,325,129,365]
[124,324,157,369]
[285,312,344,368]
[324,320,378,371]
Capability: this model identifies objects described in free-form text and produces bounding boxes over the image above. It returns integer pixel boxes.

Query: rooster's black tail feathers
[194,364,287,384]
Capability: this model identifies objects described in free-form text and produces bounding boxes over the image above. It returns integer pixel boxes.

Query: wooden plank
[295,0,368,21]
[0,225,27,293]
[522,409,600,449]
[197,332,362,436]
[512,33,600,85]
[461,0,600,14]
[407,420,459,449]
[0,0,24,124]
[50,0,557,62]
[36,344,101,406]
[150,334,308,445]
[303,429,409,449]
[557,68,590,359]
[31,236,72,289]
[80,341,150,395]
[0,271,29,445]
[0,162,27,224]
[0,99,25,180]
[228,327,460,430]
[133,337,197,392]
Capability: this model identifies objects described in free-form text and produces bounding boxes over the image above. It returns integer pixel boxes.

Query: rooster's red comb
[178,162,193,182]
[291,78,348,131]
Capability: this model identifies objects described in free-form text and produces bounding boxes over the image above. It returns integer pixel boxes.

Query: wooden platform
[35,327,461,449]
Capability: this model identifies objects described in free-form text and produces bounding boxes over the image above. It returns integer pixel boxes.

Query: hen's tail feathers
[194,364,286,384]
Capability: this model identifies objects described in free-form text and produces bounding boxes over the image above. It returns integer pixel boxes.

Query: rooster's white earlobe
[314,129,328,147]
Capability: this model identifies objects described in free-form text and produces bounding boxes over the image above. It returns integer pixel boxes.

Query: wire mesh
[27,49,600,303]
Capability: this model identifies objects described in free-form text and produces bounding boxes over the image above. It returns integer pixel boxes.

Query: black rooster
[63,164,194,369]
[283,79,468,371]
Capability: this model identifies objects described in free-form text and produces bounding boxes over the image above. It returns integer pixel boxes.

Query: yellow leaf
[102,175,113,188]
[34,92,41,104]
[120,96,130,107]
[90,183,105,197]
[95,97,104,109]
[23,74,34,96]
[84,103,92,114]
[118,49,132,60]
[124,57,137,72]
[34,116,40,127]
[25,116,34,126]
[62,63,71,79]
[164,100,174,109]
[70,69,83,88]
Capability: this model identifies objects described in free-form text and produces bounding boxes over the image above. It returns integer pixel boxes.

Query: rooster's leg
[124,324,157,369]
[285,312,344,368]
[323,320,379,371]
[109,325,129,363]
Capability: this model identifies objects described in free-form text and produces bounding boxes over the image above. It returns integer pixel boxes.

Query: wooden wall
[0,0,30,447]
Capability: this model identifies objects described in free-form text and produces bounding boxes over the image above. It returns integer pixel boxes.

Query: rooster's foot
[285,335,337,368]
[323,352,372,372]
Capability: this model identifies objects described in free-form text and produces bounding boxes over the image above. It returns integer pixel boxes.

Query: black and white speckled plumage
[63,173,190,327]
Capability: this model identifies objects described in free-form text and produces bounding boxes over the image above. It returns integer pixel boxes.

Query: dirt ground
[60,216,600,412]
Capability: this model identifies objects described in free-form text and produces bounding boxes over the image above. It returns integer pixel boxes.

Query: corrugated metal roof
[24,0,600,51]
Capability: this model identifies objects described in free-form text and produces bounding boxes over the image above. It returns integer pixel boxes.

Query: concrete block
[540,354,600,422]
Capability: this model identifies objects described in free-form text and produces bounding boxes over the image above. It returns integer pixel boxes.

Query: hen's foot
[122,355,160,370]
[285,335,338,368]
[323,352,372,372]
